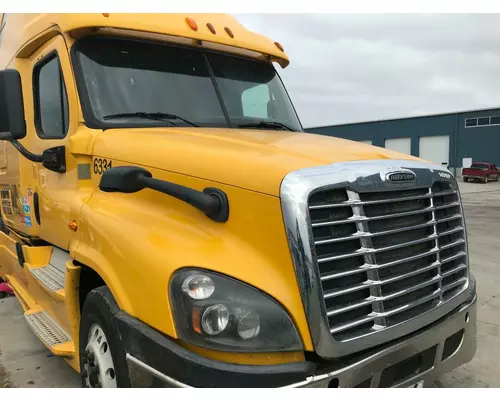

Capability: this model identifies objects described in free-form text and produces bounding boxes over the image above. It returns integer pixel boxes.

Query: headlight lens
[170,268,303,352]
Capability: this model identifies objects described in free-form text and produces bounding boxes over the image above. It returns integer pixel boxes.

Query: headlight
[170,268,303,352]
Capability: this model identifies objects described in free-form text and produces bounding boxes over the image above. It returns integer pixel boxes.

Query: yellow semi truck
[0,13,476,388]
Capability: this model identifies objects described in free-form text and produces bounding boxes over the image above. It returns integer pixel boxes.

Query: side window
[33,54,69,138]
[241,84,270,119]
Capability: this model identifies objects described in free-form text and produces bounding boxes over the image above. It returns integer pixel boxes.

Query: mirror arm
[138,175,228,222]
[9,140,43,162]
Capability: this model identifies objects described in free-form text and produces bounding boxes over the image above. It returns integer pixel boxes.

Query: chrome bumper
[125,292,477,388]
[291,293,477,388]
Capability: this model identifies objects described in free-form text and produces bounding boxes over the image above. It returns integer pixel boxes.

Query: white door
[419,136,450,168]
[384,138,411,155]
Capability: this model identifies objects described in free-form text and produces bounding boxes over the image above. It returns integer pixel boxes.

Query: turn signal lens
[182,275,215,300]
[186,17,198,31]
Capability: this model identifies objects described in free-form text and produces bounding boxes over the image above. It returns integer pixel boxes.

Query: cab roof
[0,13,289,68]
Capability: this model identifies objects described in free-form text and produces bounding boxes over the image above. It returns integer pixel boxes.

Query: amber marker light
[186,18,198,32]
[207,23,216,34]
[224,27,234,38]
[274,42,284,52]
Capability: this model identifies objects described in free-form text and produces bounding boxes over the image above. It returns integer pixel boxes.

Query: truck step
[27,247,70,299]
[24,309,74,357]
[30,265,64,292]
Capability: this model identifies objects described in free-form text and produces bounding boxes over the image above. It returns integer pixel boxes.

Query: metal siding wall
[306,115,456,164]
[374,115,456,160]
[456,109,500,167]
[306,108,500,171]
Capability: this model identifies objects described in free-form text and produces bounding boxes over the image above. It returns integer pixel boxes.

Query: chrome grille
[308,182,467,342]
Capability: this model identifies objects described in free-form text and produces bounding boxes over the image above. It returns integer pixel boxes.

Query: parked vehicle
[462,162,499,183]
[0,13,477,388]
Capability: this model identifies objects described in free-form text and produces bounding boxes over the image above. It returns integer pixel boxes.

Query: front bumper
[116,283,477,388]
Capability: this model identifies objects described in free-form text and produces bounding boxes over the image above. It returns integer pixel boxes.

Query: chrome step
[24,310,70,347]
[30,265,64,292]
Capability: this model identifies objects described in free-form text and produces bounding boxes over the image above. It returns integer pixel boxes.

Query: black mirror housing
[99,166,152,193]
[0,69,27,140]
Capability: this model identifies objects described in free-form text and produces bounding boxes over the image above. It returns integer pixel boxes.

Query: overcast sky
[233,14,500,128]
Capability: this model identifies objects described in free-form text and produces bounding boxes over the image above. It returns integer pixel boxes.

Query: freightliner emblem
[385,170,416,182]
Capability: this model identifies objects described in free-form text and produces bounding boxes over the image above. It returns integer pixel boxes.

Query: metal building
[306,107,500,177]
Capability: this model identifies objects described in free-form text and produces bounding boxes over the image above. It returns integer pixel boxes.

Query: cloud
[233,13,500,127]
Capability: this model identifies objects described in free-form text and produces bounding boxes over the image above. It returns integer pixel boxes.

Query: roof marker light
[102,13,110,17]
[274,42,284,52]
[207,23,216,34]
[186,18,198,32]
[224,27,234,38]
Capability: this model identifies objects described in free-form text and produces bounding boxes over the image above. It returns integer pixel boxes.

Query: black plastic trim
[33,192,41,225]
[115,311,315,388]
[203,187,229,222]
[15,242,24,267]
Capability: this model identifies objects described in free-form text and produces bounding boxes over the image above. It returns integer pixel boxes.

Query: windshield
[73,37,302,131]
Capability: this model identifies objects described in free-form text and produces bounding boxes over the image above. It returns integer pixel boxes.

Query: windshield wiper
[238,121,294,131]
[103,112,199,127]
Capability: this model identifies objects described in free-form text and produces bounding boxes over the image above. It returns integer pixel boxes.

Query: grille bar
[312,206,435,227]
[443,277,467,292]
[309,193,432,210]
[438,226,464,237]
[329,288,443,335]
[377,261,441,285]
[442,264,467,278]
[441,251,466,264]
[433,190,457,197]
[327,298,376,316]
[436,214,462,223]
[434,202,460,211]
[323,273,441,301]
[314,220,437,246]
[317,234,438,263]
[320,248,442,281]
[440,239,465,251]
[377,248,440,269]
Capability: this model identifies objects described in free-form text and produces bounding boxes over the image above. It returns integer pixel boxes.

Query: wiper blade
[238,121,294,131]
[103,112,199,127]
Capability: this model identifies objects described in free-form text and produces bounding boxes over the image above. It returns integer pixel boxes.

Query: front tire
[463,177,468,183]
[79,286,131,388]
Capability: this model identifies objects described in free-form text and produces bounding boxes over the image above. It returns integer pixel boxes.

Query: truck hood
[92,127,421,196]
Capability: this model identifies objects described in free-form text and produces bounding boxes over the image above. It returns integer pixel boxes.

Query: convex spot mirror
[0,69,27,140]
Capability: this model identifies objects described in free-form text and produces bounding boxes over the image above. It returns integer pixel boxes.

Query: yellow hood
[93,127,421,196]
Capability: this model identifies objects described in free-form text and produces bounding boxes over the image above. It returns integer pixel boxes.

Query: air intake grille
[308,182,467,342]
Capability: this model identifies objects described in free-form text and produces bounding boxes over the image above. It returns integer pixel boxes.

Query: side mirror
[99,166,229,222]
[0,70,27,140]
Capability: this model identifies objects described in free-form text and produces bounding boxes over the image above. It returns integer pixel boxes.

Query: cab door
[16,34,80,249]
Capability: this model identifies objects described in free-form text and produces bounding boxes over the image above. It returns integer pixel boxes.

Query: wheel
[483,176,488,184]
[79,286,131,388]
[463,177,468,183]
